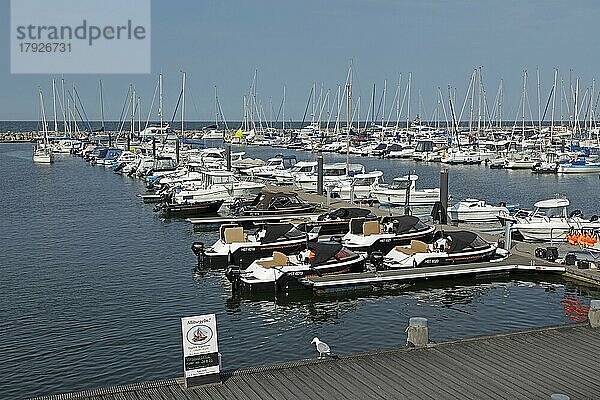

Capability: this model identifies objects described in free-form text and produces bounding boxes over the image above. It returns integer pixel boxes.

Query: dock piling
[589,300,600,328]
[440,169,449,220]
[406,317,429,347]
[226,143,231,171]
[317,153,323,195]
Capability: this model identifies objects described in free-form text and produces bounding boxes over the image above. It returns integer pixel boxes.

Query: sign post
[181,314,220,387]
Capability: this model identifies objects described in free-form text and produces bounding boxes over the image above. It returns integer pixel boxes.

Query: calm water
[1,142,599,399]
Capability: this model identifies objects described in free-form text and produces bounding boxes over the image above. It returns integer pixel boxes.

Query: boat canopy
[251,190,305,210]
[319,207,377,221]
[381,215,429,234]
[308,241,342,266]
[307,241,358,266]
[533,198,570,209]
[446,231,490,253]
[260,223,303,243]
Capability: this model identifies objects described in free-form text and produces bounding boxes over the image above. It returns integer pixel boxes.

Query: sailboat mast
[381,79,387,140]
[52,78,58,133]
[61,78,68,136]
[72,83,78,135]
[282,85,286,132]
[551,69,557,143]
[39,89,49,147]
[406,72,412,130]
[521,70,527,141]
[537,68,542,133]
[99,80,105,132]
[159,73,163,129]
[214,85,219,128]
[181,71,186,137]
[129,84,134,150]
[346,73,352,174]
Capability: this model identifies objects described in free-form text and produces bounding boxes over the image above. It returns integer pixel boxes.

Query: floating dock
[31,323,599,399]
[301,255,565,293]
[187,213,321,226]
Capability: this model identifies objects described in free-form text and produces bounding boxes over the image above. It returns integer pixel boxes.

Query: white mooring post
[406,317,429,347]
[504,220,512,250]
[589,300,600,328]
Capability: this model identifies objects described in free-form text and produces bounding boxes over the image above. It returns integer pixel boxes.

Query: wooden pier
[31,323,600,400]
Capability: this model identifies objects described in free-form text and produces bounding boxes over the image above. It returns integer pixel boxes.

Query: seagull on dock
[311,337,331,358]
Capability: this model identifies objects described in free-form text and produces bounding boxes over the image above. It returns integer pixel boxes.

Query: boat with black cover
[157,199,224,218]
[192,222,319,268]
[229,189,317,216]
[310,207,378,235]
[342,215,435,254]
[225,241,366,292]
[383,230,504,269]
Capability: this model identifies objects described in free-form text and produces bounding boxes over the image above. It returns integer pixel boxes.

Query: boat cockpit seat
[257,251,288,268]
[224,227,245,244]
[395,240,429,255]
[363,220,381,236]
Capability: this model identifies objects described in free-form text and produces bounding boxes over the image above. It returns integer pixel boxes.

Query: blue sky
[1,0,599,121]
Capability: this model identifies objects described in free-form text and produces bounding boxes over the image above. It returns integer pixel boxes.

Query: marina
[3,138,600,399]
[4,1,600,398]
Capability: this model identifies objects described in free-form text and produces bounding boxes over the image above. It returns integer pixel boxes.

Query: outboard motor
[191,242,205,266]
[570,210,583,218]
[225,266,241,290]
[368,251,384,271]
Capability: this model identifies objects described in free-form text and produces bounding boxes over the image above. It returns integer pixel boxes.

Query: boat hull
[160,200,223,218]
[197,239,315,268]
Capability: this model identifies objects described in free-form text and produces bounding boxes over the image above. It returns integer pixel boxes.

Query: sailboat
[33,89,55,164]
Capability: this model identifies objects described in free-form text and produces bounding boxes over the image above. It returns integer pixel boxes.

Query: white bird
[311,337,331,358]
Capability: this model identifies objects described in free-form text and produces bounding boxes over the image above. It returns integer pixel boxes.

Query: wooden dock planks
[31,324,599,400]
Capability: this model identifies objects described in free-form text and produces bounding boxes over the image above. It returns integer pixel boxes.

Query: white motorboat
[225,242,366,292]
[241,155,296,178]
[384,231,503,269]
[330,170,384,201]
[511,198,600,242]
[272,161,318,185]
[372,175,440,207]
[449,199,509,223]
[295,163,365,192]
[342,215,436,254]
[192,222,319,268]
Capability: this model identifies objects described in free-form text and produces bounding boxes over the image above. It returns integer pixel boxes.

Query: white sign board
[181,314,220,386]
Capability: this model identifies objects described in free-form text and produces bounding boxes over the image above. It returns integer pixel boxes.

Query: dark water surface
[1,142,598,399]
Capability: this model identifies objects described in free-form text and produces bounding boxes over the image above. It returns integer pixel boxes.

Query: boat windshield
[352,177,376,186]
[390,180,411,190]
[533,206,567,218]
[325,168,346,176]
